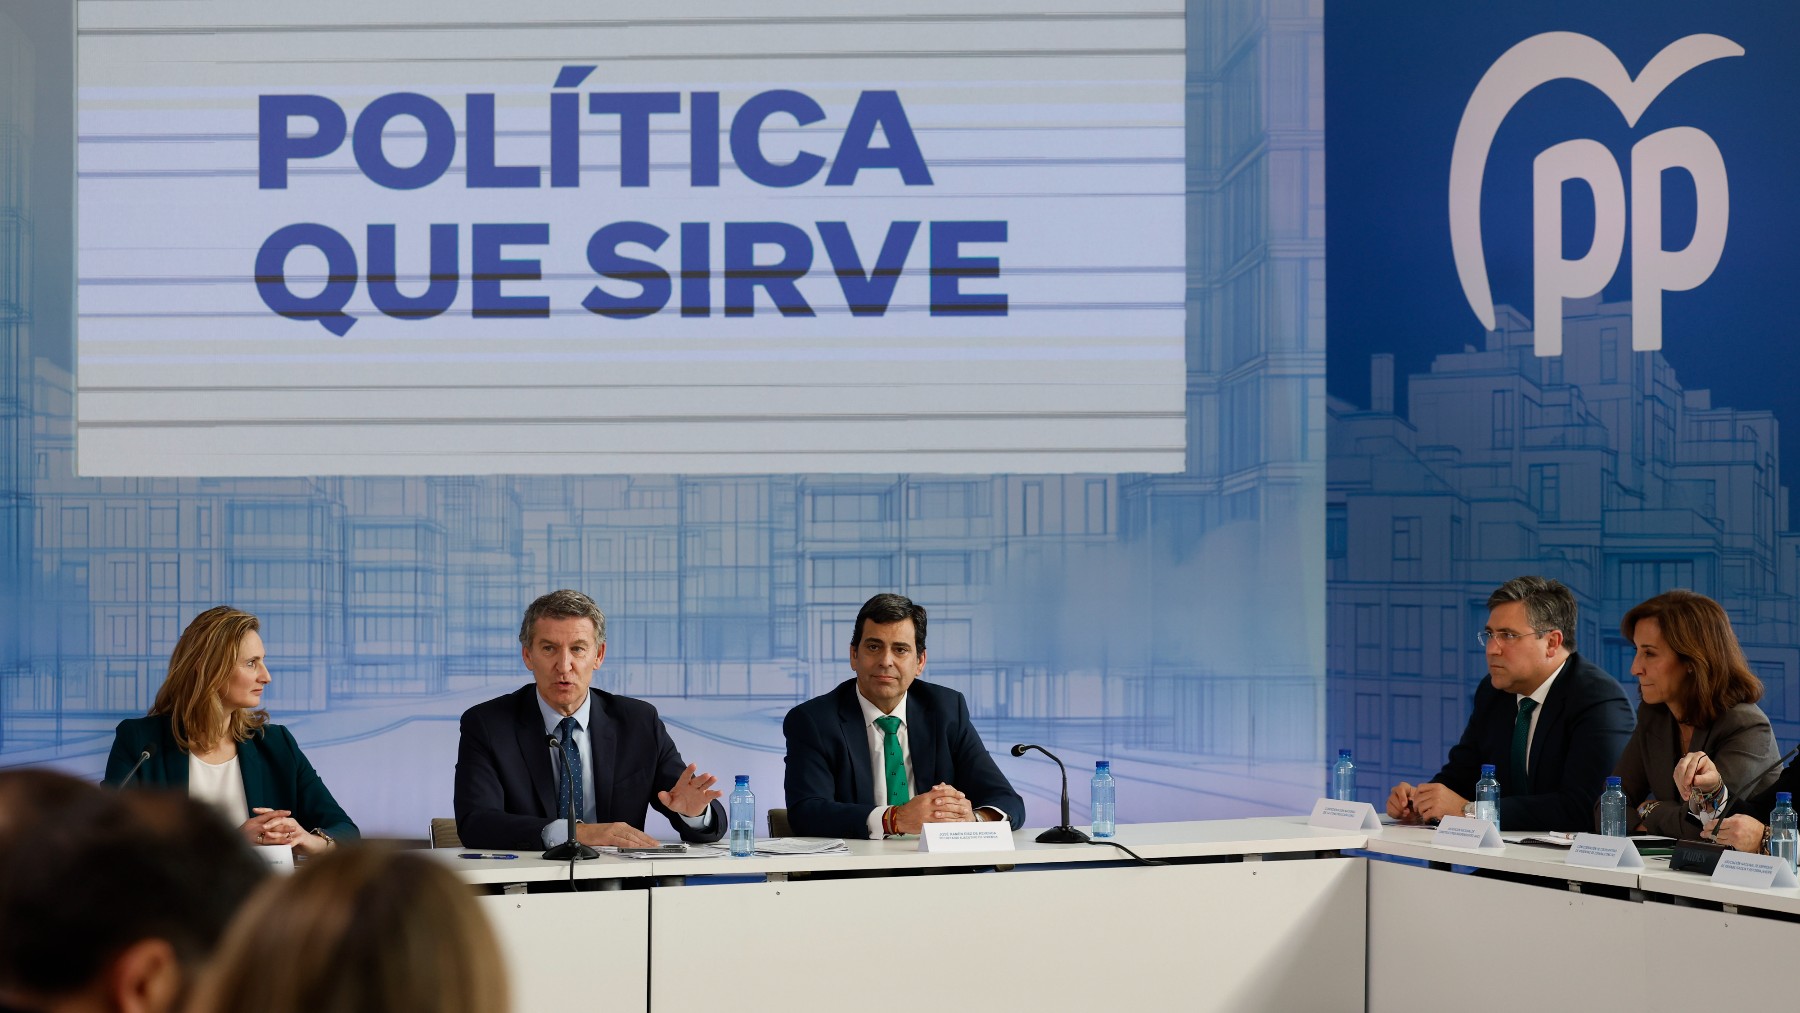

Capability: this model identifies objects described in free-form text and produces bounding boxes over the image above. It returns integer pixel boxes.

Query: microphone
[116,746,154,789]
[541,732,599,862]
[1010,743,1090,844]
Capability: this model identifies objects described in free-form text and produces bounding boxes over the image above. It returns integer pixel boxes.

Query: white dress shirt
[860,691,915,840]
[1516,658,1566,772]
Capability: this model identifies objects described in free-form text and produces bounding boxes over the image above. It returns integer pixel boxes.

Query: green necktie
[874,715,909,807]
[1510,697,1538,791]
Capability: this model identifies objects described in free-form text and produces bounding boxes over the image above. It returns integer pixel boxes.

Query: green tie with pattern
[874,715,909,806]
[1510,697,1538,790]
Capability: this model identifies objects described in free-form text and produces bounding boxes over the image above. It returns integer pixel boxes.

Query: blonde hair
[189,846,509,1013]
[148,605,268,753]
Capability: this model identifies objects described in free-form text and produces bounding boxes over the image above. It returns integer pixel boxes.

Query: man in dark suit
[1386,575,1634,831]
[784,593,1025,839]
[454,589,726,850]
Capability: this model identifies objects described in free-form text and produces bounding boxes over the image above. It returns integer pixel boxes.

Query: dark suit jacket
[1430,651,1633,832]
[103,714,359,840]
[454,684,727,850]
[783,678,1026,838]
[1608,700,1779,838]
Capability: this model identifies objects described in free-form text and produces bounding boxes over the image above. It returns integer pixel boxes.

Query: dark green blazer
[104,714,359,841]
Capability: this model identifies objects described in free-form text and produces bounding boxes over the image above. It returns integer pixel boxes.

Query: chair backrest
[767,807,793,837]
[429,817,463,849]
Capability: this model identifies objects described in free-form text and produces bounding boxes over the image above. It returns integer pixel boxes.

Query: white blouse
[188,752,249,829]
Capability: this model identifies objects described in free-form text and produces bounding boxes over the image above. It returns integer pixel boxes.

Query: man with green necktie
[1385,576,1634,831]
[783,593,1026,839]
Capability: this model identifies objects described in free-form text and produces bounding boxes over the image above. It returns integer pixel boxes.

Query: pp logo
[1450,33,1742,355]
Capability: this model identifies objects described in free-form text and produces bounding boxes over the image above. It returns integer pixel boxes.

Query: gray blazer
[1607,700,1780,838]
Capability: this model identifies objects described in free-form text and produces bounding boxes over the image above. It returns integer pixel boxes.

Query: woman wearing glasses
[1604,590,1779,838]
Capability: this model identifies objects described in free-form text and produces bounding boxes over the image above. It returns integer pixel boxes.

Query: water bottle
[728,775,755,857]
[1598,776,1627,837]
[1090,761,1116,839]
[1770,792,1798,873]
[1331,750,1356,802]
[1474,764,1501,831]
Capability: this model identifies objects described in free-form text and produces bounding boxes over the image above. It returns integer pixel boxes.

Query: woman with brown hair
[1605,589,1780,838]
[189,846,509,1013]
[103,605,356,855]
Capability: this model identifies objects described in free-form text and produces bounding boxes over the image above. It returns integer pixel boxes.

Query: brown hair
[149,605,268,753]
[188,846,508,1013]
[1620,589,1763,726]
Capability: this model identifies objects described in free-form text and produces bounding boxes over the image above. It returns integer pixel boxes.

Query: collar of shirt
[1519,658,1566,710]
[856,689,909,730]
[537,689,592,736]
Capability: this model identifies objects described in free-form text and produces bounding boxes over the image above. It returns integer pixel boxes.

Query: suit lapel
[1525,657,1575,790]
[513,689,559,816]
[236,734,271,816]
[907,688,936,794]
[587,690,618,822]
[836,683,874,806]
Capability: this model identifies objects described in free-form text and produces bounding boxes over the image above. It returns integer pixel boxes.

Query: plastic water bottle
[728,775,755,857]
[1770,792,1798,873]
[1090,761,1116,838]
[1474,764,1501,831]
[1598,776,1627,837]
[1331,750,1356,802]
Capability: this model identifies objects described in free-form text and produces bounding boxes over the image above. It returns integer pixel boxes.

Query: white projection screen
[75,1,1185,476]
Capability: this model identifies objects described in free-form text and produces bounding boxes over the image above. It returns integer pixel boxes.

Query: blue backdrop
[1327,2,1800,797]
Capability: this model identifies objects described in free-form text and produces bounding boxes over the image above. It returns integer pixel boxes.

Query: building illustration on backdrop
[1329,296,1800,797]
[0,3,1326,834]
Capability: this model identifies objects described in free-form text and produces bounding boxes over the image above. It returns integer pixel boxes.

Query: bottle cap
[1096,760,1110,770]
[1480,763,1495,777]
[735,774,749,785]
[1780,792,1792,805]
[1339,749,1352,760]
[1606,776,1621,787]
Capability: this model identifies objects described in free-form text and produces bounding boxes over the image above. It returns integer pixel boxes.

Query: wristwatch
[1461,802,1475,818]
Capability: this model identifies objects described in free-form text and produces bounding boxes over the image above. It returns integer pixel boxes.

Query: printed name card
[1711,851,1800,889]
[919,821,1015,853]
[1430,815,1504,850]
[1308,798,1382,832]
[1565,833,1644,870]
[255,843,296,874]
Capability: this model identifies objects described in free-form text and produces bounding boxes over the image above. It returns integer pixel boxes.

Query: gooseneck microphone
[541,733,600,863]
[116,746,155,789]
[1010,743,1091,844]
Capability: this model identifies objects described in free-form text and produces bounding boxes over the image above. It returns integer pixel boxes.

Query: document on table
[754,837,850,855]
[1509,832,1676,848]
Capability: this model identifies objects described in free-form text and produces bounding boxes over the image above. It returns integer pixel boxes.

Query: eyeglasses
[1475,628,1549,647]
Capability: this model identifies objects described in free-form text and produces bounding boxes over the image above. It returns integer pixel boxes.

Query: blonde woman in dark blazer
[104,605,356,854]
[1606,589,1779,838]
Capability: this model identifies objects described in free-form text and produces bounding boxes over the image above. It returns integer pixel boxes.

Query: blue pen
[457,852,519,860]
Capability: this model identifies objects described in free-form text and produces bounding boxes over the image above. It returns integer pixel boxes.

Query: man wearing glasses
[1386,576,1634,831]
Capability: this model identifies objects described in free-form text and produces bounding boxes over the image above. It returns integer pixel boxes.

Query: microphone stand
[542,733,599,862]
[1011,743,1091,844]
[116,747,154,788]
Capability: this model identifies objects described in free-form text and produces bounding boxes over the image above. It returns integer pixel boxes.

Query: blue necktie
[556,716,584,822]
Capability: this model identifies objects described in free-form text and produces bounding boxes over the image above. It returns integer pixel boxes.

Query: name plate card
[1711,851,1800,889]
[1308,798,1382,832]
[1565,833,1644,870]
[255,843,296,874]
[919,821,1015,853]
[1431,816,1504,850]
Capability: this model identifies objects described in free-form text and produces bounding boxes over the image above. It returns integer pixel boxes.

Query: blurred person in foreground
[0,788,266,1013]
[105,605,357,856]
[187,846,508,1013]
[1608,589,1779,838]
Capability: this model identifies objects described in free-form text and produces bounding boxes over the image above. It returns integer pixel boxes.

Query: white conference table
[443,819,1369,1013]
[443,818,1800,1013]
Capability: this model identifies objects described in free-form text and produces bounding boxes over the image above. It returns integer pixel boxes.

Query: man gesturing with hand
[783,593,1025,839]
[455,590,726,850]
